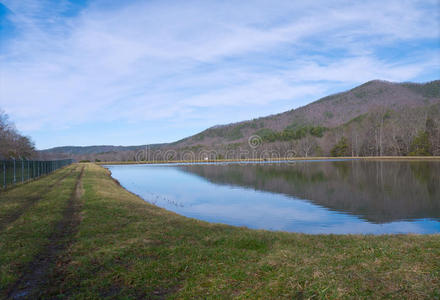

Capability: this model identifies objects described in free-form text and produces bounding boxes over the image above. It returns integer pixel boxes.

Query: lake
[105,160,440,234]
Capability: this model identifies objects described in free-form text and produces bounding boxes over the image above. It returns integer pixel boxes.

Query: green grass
[0,163,439,299]
[0,166,74,225]
[0,165,80,289]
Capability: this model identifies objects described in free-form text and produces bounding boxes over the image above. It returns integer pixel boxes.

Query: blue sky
[0,0,439,150]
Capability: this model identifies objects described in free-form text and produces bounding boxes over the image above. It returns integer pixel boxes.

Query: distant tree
[409,131,432,156]
[369,106,389,156]
[298,135,317,157]
[309,126,327,137]
[397,107,424,155]
[0,109,35,159]
[256,128,279,142]
[426,117,440,156]
[331,137,349,157]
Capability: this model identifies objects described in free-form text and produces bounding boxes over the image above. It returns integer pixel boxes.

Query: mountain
[171,80,440,147]
[39,144,164,160]
[40,145,147,155]
[40,79,440,161]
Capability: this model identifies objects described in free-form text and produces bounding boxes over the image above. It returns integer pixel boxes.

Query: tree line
[0,110,35,159]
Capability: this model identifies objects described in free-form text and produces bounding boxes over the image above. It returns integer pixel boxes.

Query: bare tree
[0,110,35,159]
[298,135,317,157]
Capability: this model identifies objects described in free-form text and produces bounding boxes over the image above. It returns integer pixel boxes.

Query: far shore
[95,156,440,165]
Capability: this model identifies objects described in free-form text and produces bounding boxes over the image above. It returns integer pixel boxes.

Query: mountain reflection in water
[106,160,440,234]
[178,161,440,223]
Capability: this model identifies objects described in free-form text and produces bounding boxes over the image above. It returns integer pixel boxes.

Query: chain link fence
[0,159,74,190]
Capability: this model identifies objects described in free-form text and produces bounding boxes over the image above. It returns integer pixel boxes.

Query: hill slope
[40,79,440,161]
[40,145,147,155]
[173,80,440,148]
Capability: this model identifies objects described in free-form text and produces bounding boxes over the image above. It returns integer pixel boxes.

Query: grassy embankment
[0,163,439,299]
[97,156,440,165]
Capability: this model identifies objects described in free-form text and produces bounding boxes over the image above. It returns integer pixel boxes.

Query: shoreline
[96,156,440,165]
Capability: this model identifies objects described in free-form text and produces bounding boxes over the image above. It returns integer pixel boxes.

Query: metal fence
[0,159,74,190]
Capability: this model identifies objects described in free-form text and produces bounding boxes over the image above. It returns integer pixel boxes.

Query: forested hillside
[41,80,440,161]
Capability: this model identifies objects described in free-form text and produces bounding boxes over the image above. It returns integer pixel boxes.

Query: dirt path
[0,167,77,232]
[7,166,85,299]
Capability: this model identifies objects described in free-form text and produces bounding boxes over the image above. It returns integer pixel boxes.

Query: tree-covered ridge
[41,80,440,161]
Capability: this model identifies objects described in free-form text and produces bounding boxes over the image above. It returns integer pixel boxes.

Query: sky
[0,0,439,150]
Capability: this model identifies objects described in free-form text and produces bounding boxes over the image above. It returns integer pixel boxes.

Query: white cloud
[284,55,439,83]
[0,0,438,147]
[182,78,325,107]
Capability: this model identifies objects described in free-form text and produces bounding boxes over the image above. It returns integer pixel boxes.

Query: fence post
[3,162,5,189]
[21,158,24,183]
[13,158,16,185]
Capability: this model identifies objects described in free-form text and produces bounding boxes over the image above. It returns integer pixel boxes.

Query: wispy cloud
[0,0,439,148]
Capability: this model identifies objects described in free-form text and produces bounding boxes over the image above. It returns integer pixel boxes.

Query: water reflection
[105,161,440,234]
[179,161,440,223]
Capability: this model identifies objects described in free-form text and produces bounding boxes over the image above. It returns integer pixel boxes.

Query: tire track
[7,166,85,299]
[0,166,77,232]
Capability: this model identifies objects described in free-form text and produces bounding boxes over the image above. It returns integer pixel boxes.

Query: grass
[0,165,80,289]
[0,163,439,299]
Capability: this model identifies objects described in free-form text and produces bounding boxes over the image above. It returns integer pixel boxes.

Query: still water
[105,160,440,234]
